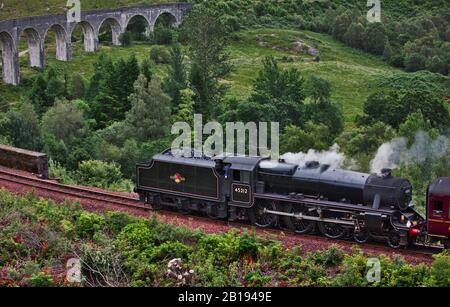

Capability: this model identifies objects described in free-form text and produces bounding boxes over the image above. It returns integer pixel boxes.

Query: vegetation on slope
[199,0,450,75]
[0,189,448,287]
[2,27,402,124]
[1,2,450,213]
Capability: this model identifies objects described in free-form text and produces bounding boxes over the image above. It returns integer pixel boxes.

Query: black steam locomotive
[136,150,449,248]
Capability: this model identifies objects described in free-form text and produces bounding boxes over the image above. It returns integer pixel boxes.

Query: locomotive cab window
[241,172,251,183]
[433,200,443,216]
[233,170,250,183]
[233,170,241,182]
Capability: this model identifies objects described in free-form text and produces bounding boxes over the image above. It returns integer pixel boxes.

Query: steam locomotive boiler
[258,160,413,211]
[136,150,449,249]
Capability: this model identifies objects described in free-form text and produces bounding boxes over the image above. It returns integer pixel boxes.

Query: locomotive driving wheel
[354,229,370,244]
[282,204,317,234]
[387,230,401,249]
[318,222,346,239]
[248,200,278,228]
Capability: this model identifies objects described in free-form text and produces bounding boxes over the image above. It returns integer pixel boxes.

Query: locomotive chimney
[381,168,392,178]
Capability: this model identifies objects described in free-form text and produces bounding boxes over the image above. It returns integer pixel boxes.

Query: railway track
[0,168,442,263]
[0,169,149,211]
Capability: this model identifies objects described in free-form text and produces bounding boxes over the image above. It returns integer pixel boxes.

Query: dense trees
[184,5,231,118]
[41,99,88,147]
[69,74,86,100]
[360,89,450,129]
[218,57,343,153]
[280,123,330,153]
[0,103,41,151]
[87,54,140,128]
[248,57,305,127]
[124,75,172,142]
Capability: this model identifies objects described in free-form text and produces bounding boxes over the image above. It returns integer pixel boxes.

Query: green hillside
[1,0,449,208]
[228,29,399,125]
[1,27,398,125]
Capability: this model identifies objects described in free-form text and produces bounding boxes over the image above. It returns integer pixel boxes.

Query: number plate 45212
[232,184,251,203]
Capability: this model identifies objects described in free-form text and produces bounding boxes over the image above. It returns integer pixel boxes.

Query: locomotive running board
[263,208,355,226]
[254,193,397,215]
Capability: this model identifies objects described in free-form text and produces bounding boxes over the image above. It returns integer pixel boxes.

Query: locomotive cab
[427,178,450,242]
[220,156,266,208]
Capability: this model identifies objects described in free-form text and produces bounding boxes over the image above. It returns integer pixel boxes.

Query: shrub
[405,53,426,72]
[154,27,174,45]
[311,245,344,267]
[148,215,202,245]
[105,212,137,236]
[257,241,283,266]
[332,251,370,287]
[76,160,124,189]
[196,231,260,266]
[115,221,155,253]
[119,31,132,47]
[145,241,192,262]
[75,212,105,239]
[150,46,170,64]
[428,252,450,287]
[80,243,128,287]
[26,272,55,287]
[245,271,272,287]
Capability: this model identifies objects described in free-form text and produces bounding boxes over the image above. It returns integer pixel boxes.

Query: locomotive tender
[136,150,450,248]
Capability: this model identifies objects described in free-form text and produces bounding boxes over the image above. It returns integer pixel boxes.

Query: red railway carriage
[427,178,450,244]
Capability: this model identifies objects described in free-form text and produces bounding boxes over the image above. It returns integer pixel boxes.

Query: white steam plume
[281,144,346,169]
[370,131,450,174]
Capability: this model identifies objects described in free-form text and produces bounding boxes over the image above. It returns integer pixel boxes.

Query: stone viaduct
[0,2,193,85]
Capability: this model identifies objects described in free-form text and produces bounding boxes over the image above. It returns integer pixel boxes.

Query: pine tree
[46,67,57,81]
[344,22,365,49]
[164,43,187,108]
[45,75,65,105]
[184,5,231,118]
[109,54,140,116]
[86,54,114,102]
[91,92,120,129]
[28,74,49,115]
[70,74,86,100]
[140,58,153,82]
[172,88,195,124]
[125,75,171,142]
[383,40,393,61]
[364,23,387,55]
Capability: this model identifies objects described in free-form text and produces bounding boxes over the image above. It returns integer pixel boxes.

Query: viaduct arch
[0,3,192,85]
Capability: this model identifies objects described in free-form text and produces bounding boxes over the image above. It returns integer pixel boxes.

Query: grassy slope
[0,0,170,20]
[1,28,398,126]
[228,29,399,125]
